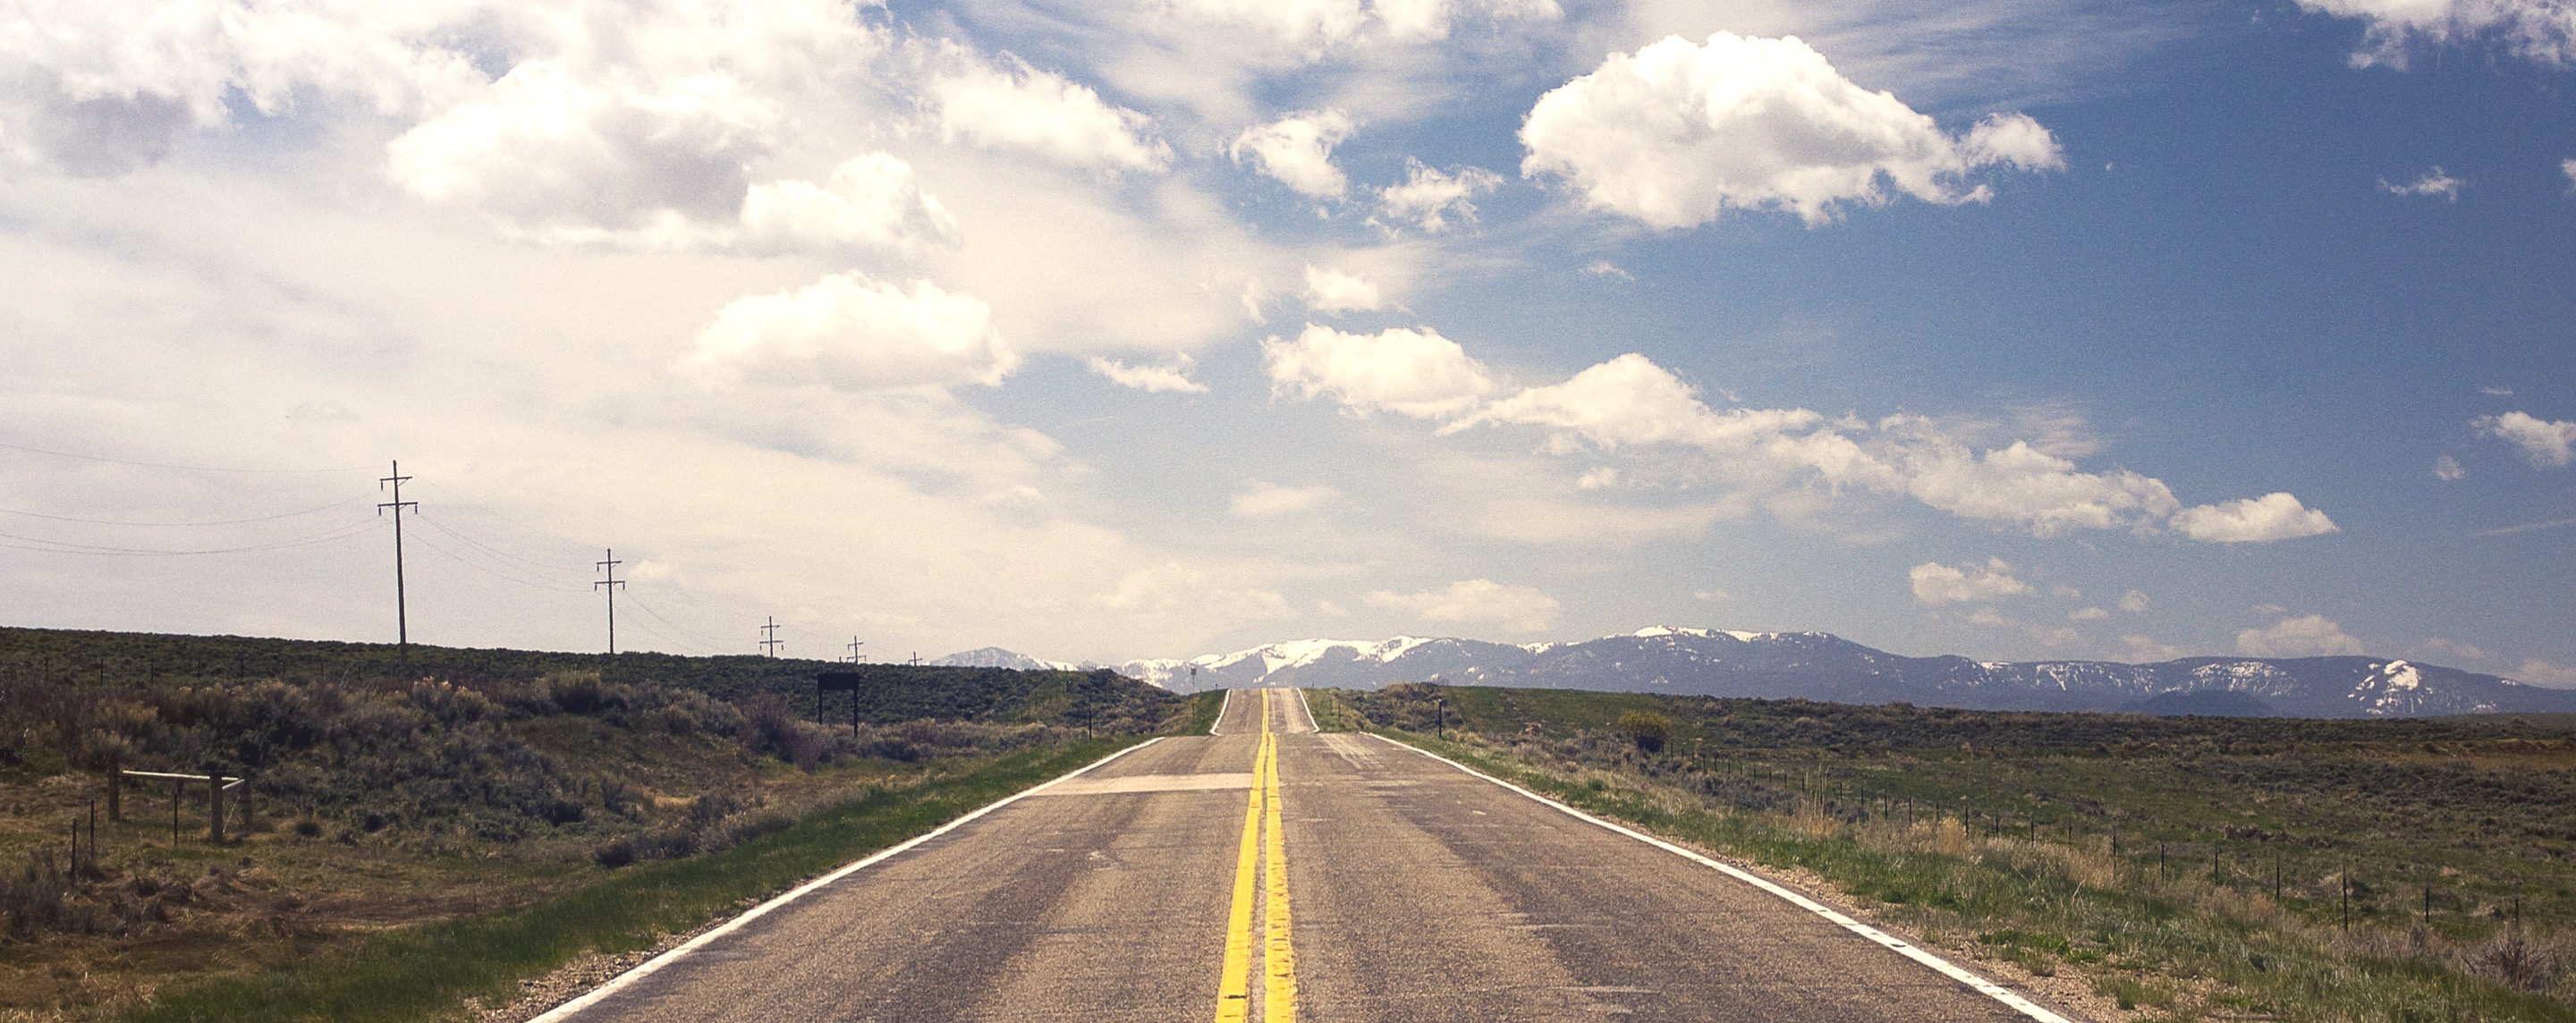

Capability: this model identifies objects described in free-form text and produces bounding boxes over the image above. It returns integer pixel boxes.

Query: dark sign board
[817,672,864,692]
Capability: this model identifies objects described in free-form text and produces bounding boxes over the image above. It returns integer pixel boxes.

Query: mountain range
[929,628,2576,719]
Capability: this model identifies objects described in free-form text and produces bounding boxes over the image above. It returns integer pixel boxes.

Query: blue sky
[0,0,2570,680]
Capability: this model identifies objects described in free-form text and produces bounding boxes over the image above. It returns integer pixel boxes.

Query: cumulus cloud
[2170,493,2341,543]
[930,52,1172,173]
[739,154,957,254]
[1375,160,1503,232]
[2564,157,2576,187]
[1232,481,1339,517]
[2118,589,2153,613]
[1232,110,1356,199]
[1087,354,1208,393]
[1303,266,1385,312]
[2236,613,2368,657]
[1363,579,1561,631]
[1910,558,2027,605]
[2434,454,2467,481]
[1264,325,1494,418]
[1519,32,2063,228]
[2379,167,2462,199]
[682,274,1015,391]
[2069,606,2110,621]
[2477,410,2576,466]
[2294,0,2576,66]
[1268,340,2333,542]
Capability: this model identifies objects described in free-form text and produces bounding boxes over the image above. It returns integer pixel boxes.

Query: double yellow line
[1216,689,1296,1022]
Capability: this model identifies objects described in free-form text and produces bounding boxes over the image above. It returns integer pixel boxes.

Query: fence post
[208,770,225,844]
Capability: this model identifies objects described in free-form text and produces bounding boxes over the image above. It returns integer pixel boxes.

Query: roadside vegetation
[0,626,1189,1021]
[1334,683,2576,1022]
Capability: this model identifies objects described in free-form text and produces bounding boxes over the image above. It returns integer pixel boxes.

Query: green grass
[1332,688,2576,1022]
[124,737,1150,1023]
[1185,689,1226,735]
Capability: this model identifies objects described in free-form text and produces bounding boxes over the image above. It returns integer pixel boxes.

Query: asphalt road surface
[538,689,2075,1022]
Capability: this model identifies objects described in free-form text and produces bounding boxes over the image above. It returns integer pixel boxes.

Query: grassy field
[1333,683,2576,1021]
[0,626,1194,1021]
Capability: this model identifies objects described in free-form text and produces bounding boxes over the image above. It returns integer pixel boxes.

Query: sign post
[818,671,864,731]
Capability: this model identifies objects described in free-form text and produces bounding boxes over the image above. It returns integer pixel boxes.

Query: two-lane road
[538,690,2072,1021]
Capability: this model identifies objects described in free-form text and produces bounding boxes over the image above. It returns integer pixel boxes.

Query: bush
[1617,710,1673,753]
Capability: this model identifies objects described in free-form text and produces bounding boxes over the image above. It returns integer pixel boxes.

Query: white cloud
[1363,579,1561,631]
[1303,266,1385,312]
[739,154,957,254]
[1231,481,1339,517]
[1375,160,1503,232]
[1142,0,1560,52]
[385,59,776,239]
[2235,613,2368,657]
[1095,562,1297,622]
[2477,410,2576,466]
[2069,606,2110,621]
[929,51,1173,173]
[2563,157,2576,187]
[2421,636,2491,662]
[682,273,1015,391]
[1580,259,1633,280]
[2434,454,2467,480]
[2294,0,2576,66]
[2379,166,2462,200]
[1909,557,2027,605]
[2122,634,2185,662]
[1232,110,1356,199]
[1264,325,1494,418]
[2118,589,2152,613]
[1087,354,1208,393]
[2170,493,2341,543]
[2518,658,2576,688]
[1519,32,2062,229]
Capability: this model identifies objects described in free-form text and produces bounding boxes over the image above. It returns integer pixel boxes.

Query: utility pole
[759,617,784,658]
[594,549,625,655]
[908,652,923,666]
[845,636,865,664]
[377,461,418,655]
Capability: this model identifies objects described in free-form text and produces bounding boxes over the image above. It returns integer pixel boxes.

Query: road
[537,689,2075,1022]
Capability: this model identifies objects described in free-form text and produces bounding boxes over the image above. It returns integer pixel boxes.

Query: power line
[0,519,381,557]
[412,516,592,579]
[0,439,373,474]
[402,530,583,592]
[624,594,736,651]
[0,494,373,527]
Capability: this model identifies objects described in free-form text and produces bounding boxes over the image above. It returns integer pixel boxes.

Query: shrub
[1617,710,1673,753]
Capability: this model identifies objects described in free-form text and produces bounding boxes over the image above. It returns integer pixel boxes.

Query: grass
[125,737,1148,1023]
[1335,684,2576,1021]
[1184,690,1226,736]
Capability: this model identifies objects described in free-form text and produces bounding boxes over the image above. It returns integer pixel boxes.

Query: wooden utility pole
[595,549,625,655]
[378,461,419,655]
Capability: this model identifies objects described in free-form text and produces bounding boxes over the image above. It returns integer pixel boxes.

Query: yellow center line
[1214,689,1298,1022]
[1262,713,1297,1022]
[1215,692,1267,1022]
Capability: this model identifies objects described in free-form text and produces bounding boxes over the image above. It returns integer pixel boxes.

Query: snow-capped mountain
[928,647,1083,672]
[938,627,2576,719]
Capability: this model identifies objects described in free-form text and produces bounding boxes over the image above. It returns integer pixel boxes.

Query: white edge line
[1365,733,2073,1023]
[1212,688,1233,736]
[530,737,1169,1022]
[1292,688,1318,733]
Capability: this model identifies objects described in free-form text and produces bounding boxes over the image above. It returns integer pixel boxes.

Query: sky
[0,0,2571,679]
